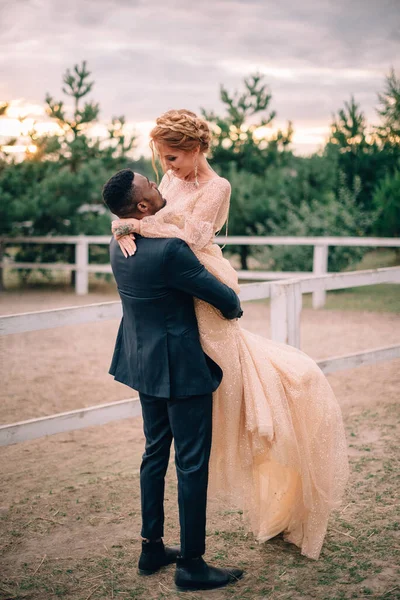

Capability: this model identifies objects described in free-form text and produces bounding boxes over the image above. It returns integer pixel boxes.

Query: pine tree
[329,96,367,150]
[376,68,400,147]
[202,73,293,176]
[0,103,18,162]
[0,61,141,288]
[373,169,400,239]
[107,116,136,163]
[327,97,382,214]
[201,73,293,267]
[45,61,101,172]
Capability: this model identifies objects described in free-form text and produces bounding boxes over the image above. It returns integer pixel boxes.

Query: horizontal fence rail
[2,235,400,247]
[0,398,142,447]
[3,266,397,337]
[269,267,400,347]
[0,302,123,336]
[1,235,399,307]
[1,266,399,446]
[317,344,400,375]
[0,282,271,336]
[3,342,400,447]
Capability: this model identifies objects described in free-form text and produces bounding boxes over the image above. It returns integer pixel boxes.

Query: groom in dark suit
[102,169,243,591]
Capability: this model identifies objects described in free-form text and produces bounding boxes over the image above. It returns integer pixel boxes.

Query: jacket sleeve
[163,238,242,320]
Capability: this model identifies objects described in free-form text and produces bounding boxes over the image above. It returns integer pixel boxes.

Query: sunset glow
[253,123,329,151]
[0,100,330,158]
[0,100,64,153]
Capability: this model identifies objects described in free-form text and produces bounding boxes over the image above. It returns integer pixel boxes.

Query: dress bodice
[138,171,231,251]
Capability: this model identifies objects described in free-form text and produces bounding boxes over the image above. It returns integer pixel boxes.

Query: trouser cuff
[180,548,205,560]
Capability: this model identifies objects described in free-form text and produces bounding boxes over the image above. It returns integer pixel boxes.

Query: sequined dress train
[130,172,349,560]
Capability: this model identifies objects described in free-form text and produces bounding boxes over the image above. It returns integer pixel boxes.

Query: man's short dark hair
[102,169,139,217]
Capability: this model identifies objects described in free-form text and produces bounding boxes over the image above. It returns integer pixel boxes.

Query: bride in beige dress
[112,109,349,560]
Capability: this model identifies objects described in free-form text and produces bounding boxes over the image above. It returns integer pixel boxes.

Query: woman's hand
[117,233,136,258]
[112,219,138,258]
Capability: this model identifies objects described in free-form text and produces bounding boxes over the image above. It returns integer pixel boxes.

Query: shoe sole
[138,561,177,576]
[138,568,159,576]
[175,583,229,592]
[175,577,243,592]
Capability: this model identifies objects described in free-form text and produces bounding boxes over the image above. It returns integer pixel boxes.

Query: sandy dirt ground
[0,289,399,599]
[1,289,399,496]
[1,288,399,422]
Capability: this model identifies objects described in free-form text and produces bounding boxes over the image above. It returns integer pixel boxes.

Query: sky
[0,0,399,156]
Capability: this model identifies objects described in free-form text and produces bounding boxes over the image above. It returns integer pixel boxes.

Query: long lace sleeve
[138,177,231,251]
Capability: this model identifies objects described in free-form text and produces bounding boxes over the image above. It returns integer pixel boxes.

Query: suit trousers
[138,391,213,559]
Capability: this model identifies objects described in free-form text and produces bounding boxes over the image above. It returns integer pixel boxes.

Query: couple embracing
[102,109,349,592]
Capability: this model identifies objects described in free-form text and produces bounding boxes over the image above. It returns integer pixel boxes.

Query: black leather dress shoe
[175,556,244,591]
[138,540,180,575]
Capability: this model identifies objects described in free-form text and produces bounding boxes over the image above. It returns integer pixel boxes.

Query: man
[102,169,244,592]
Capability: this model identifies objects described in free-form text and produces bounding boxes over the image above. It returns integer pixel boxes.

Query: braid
[150,109,211,153]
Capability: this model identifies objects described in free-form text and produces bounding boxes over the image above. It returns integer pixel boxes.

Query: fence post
[312,244,328,308]
[75,236,89,295]
[270,281,302,348]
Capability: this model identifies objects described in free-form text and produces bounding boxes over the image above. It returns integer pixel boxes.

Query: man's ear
[136,201,149,214]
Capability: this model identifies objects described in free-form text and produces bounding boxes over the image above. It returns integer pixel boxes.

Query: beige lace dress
[131,171,349,560]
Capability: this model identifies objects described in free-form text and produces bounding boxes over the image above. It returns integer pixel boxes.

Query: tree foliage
[376,67,400,148]
[42,61,136,173]
[203,73,293,176]
[330,96,368,149]
[373,169,400,238]
[0,61,151,285]
[220,162,372,271]
[1,64,399,288]
[325,72,400,221]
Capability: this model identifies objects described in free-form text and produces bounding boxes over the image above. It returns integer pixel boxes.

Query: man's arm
[163,239,242,319]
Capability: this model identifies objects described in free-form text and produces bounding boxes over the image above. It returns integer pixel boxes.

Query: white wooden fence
[1,235,400,308]
[1,266,400,447]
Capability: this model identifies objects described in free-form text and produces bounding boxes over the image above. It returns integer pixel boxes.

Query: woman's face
[156,143,199,180]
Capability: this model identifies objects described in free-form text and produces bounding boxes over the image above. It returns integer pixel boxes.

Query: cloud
[0,0,399,154]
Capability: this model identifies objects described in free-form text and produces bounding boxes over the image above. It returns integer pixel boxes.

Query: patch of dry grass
[1,403,399,600]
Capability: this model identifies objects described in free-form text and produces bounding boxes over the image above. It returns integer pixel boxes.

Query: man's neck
[136,211,159,220]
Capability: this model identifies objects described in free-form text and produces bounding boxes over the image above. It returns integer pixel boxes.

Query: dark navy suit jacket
[109,235,242,398]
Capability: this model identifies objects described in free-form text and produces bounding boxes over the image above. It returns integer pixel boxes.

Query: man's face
[134,173,166,218]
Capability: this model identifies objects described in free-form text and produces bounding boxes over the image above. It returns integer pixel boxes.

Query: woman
[112,109,349,560]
